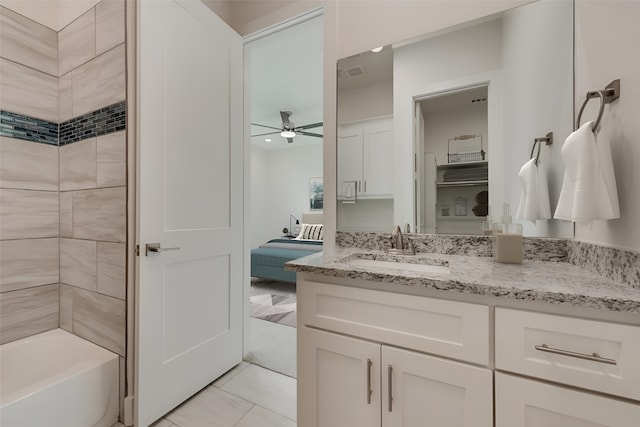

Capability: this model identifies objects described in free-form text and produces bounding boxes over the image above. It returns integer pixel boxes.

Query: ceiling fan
[252,111,323,143]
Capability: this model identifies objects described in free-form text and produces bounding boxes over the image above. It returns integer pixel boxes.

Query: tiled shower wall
[0,1,126,358]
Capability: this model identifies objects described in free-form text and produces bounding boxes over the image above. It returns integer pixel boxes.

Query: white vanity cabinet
[494,308,640,426]
[298,278,640,427]
[297,280,493,427]
[337,117,394,198]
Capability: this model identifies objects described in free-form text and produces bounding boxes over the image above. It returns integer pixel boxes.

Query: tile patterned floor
[151,363,296,427]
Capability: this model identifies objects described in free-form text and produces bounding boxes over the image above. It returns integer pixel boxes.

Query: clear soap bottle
[494,203,523,264]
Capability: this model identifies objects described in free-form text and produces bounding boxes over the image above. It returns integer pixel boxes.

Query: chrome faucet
[392,225,404,251]
[389,225,415,255]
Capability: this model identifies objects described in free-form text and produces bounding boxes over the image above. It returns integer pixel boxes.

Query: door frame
[241,7,323,360]
[411,71,503,230]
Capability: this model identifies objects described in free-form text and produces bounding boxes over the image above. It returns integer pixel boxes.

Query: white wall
[335,0,532,59]
[338,80,393,124]
[250,144,323,249]
[423,105,488,166]
[501,0,574,238]
[573,0,640,251]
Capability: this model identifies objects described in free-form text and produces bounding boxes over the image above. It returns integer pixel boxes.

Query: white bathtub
[0,329,119,427]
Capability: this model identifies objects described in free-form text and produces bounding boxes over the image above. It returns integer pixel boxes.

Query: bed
[251,213,323,283]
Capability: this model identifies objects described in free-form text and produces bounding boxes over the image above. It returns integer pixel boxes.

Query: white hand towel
[536,160,552,220]
[516,158,539,223]
[516,158,552,223]
[554,120,620,223]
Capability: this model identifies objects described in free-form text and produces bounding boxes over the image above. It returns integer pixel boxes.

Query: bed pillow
[295,223,323,240]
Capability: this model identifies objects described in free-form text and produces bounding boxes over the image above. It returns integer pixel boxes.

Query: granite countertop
[286,248,640,313]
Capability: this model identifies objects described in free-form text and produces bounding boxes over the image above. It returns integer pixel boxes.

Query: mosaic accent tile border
[0,102,126,146]
[0,110,58,145]
[59,102,126,146]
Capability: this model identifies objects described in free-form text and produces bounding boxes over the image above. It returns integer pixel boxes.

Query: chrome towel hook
[530,132,553,166]
[576,79,621,131]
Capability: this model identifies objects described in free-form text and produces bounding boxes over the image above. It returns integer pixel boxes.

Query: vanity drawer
[298,280,489,365]
[496,372,640,426]
[495,307,640,400]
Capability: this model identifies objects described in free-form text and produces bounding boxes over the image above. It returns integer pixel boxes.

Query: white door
[298,327,381,427]
[135,1,243,426]
[382,345,493,427]
[337,125,364,195]
[363,119,393,196]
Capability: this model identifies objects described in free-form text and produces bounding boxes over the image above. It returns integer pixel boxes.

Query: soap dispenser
[493,203,523,264]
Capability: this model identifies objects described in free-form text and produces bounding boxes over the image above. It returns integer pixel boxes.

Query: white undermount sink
[344,254,450,275]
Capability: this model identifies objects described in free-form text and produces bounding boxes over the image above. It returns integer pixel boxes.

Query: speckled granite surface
[288,232,640,313]
[287,249,640,312]
[568,240,640,289]
[335,232,569,262]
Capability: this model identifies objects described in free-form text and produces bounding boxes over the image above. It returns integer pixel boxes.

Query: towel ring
[576,90,605,131]
[576,79,621,131]
[530,132,553,166]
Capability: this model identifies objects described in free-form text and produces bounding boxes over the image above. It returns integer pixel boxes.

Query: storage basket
[447,134,485,163]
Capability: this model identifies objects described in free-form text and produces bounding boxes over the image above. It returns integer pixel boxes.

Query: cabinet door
[337,125,364,195]
[496,372,640,427]
[363,119,393,196]
[382,346,493,427]
[298,327,381,427]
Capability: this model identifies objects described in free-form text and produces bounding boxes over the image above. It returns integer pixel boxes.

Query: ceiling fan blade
[298,131,323,138]
[251,123,282,131]
[280,111,292,127]
[296,121,323,130]
[287,137,294,143]
[251,131,280,137]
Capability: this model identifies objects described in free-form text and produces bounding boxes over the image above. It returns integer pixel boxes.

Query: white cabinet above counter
[338,116,394,200]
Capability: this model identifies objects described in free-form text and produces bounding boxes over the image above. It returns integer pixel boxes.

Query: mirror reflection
[336,0,574,238]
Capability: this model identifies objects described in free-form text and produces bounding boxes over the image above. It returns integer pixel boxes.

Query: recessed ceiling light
[265,138,272,142]
[371,46,383,53]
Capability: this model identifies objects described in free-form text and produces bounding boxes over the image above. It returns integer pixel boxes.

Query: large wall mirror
[336,0,574,238]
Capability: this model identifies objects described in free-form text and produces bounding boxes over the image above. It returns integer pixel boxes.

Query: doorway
[244,12,324,378]
[415,84,490,235]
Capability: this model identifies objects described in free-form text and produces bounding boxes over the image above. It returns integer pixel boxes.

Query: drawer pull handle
[366,358,373,404]
[387,365,393,412]
[535,344,617,365]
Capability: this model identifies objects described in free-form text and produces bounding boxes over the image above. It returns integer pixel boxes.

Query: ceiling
[248,15,323,150]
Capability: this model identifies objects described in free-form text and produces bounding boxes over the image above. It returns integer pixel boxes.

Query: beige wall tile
[0,238,59,292]
[0,189,59,240]
[60,238,97,291]
[97,131,126,188]
[0,6,58,76]
[59,72,73,122]
[72,44,125,117]
[73,287,126,355]
[58,8,96,76]
[0,58,58,122]
[59,283,74,332]
[97,241,125,299]
[73,187,126,242]
[60,138,97,191]
[96,0,125,55]
[60,191,73,237]
[0,136,58,191]
[0,284,59,345]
